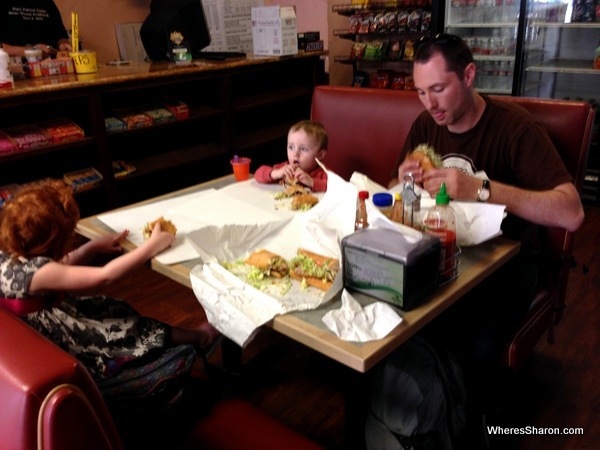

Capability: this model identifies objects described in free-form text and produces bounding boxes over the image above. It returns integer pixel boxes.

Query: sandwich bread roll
[143,216,177,240]
[245,249,289,278]
[289,248,339,291]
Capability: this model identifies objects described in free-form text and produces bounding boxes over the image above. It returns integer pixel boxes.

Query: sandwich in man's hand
[244,249,289,278]
[407,143,443,172]
[289,248,339,291]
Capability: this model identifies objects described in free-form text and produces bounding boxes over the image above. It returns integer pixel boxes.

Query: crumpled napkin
[322,289,403,342]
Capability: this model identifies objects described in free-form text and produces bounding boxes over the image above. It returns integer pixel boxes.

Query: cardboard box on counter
[26,59,75,78]
[297,31,320,51]
[251,6,298,56]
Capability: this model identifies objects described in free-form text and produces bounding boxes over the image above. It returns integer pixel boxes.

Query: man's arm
[487,180,584,232]
[423,169,584,232]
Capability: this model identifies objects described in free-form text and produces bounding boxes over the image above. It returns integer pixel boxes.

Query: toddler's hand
[271,164,296,182]
[293,167,313,188]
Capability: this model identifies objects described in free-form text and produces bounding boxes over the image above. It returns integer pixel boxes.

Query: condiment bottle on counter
[0,45,14,89]
[423,182,458,284]
[355,190,369,231]
[372,192,393,218]
[390,192,404,223]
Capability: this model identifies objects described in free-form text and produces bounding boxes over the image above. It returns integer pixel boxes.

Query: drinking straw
[71,12,79,53]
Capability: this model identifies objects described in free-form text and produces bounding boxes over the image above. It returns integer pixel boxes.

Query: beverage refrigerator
[445,0,600,202]
[518,1,600,204]
[445,0,524,95]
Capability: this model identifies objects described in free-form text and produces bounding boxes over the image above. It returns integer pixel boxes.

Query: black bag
[365,336,467,450]
[97,344,196,423]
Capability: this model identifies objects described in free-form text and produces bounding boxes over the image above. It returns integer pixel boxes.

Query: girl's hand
[146,223,176,255]
[92,230,130,254]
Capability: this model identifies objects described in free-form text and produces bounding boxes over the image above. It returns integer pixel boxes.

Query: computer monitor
[140,0,211,61]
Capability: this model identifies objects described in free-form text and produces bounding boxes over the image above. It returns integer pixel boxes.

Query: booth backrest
[311,86,425,186]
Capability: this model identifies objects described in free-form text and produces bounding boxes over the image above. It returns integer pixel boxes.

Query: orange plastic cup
[230,156,251,181]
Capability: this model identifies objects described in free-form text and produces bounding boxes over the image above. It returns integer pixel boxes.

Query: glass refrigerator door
[519,0,600,101]
[446,0,522,95]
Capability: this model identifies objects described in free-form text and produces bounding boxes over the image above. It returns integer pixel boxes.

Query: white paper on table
[322,289,403,342]
[189,169,358,347]
[97,188,291,265]
[97,190,214,264]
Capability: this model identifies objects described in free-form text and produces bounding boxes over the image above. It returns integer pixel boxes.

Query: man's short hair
[414,34,474,80]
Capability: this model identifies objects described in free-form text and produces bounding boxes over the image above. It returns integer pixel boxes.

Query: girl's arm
[61,231,129,265]
[29,224,174,293]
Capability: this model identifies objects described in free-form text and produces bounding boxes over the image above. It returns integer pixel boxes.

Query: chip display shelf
[332,1,441,87]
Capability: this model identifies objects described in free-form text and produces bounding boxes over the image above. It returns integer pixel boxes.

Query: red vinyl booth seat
[312,86,594,371]
[0,306,325,450]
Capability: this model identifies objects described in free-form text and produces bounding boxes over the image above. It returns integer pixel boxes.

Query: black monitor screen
[140,0,211,61]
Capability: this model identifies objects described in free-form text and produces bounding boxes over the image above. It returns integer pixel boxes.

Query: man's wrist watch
[477,179,490,202]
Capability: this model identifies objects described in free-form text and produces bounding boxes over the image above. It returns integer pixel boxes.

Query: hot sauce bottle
[423,182,458,284]
[355,190,369,231]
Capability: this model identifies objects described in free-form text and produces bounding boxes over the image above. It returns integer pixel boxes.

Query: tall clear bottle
[423,183,458,284]
[355,190,369,231]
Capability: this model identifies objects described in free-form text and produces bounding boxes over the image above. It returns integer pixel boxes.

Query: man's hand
[423,168,481,200]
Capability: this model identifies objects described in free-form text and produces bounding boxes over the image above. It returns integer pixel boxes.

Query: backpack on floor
[97,344,196,424]
[365,335,467,450]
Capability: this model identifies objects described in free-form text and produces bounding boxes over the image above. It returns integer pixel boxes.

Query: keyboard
[196,51,246,61]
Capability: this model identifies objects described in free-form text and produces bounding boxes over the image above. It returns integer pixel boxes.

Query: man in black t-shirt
[386,33,585,430]
[0,0,72,58]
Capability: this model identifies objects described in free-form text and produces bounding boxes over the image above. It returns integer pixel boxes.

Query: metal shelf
[527,22,600,29]
[526,60,600,75]
[446,22,519,28]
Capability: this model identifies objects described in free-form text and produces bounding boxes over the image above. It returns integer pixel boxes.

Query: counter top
[0,51,327,100]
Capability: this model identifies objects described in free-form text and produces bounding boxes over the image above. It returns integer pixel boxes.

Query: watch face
[478,188,490,202]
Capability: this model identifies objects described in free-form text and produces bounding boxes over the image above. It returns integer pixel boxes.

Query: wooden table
[78,174,520,373]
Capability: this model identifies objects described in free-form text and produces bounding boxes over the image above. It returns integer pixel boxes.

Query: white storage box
[251,6,298,56]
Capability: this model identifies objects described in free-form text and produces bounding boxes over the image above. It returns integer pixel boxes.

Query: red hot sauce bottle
[423,182,458,284]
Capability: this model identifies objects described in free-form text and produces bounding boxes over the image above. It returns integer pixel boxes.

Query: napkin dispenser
[341,228,440,310]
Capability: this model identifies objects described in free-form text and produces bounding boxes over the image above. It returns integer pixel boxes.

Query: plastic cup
[230,156,251,181]
[69,50,97,74]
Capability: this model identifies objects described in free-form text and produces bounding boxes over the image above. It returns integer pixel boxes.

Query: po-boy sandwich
[244,249,289,278]
[289,249,339,291]
[142,216,177,240]
[407,143,443,172]
[291,193,319,211]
